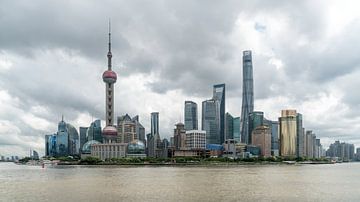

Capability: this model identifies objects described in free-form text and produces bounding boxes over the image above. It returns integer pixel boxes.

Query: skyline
[1,1,360,156]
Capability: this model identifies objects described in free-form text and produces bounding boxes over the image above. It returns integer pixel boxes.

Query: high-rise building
[356,148,360,161]
[326,140,355,161]
[184,101,198,131]
[240,50,254,144]
[279,110,297,157]
[117,114,136,143]
[312,133,317,158]
[151,112,159,136]
[251,126,271,157]
[225,112,234,140]
[148,112,161,157]
[45,117,79,157]
[249,111,264,144]
[314,138,322,158]
[305,130,314,158]
[102,23,118,143]
[174,123,186,150]
[79,127,88,153]
[213,84,225,144]
[86,120,102,142]
[202,99,220,144]
[233,117,241,143]
[132,115,146,145]
[45,134,51,156]
[186,130,206,149]
[296,113,304,157]
[270,121,279,156]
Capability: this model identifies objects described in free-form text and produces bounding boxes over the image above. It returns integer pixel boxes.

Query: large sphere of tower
[102,70,117,84]
[102,125,118,137]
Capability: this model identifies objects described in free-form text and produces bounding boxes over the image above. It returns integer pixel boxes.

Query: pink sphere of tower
[102,126,118,136]
[102,70,117,84]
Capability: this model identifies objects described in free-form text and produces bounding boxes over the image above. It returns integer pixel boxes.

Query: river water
[0,162,359,201]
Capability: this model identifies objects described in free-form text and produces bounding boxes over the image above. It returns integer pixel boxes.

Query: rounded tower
[102,22,118,142]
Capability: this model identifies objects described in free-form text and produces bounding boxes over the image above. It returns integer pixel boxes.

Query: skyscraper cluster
[42,26,358,161]
[326,141,355,161]
[45,116,79,157]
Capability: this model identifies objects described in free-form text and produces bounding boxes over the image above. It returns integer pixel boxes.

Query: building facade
[151,112,159,136]
[202,99,220,144]
[79,127,88,153]
[213,84,225,144]
[326,140,355,161]
[279,110,297,157]
[117,114,136,143]
[270,121,279,156]
[251,126,271,157]
[240,50,254,144]
[184,101,198,131]
[132,115,146,145]
[305,130,314,158]
[45,117,79,157]
[249,111,264,144]
[225,112,234,140]
[86,120,102,142]
[185,130,206,149]
[296,113,304,157]
[233,117,241,143]
[174,123,187,150]
[91,143,127,160]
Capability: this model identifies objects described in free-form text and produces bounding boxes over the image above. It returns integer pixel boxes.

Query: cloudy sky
[1,0,360,157]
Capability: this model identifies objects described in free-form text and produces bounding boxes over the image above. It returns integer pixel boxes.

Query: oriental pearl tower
[102,22,118,143]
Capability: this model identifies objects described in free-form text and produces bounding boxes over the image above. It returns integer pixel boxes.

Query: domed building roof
[127,140,145,154]
[82,140,101,154]
[102,126,117,136]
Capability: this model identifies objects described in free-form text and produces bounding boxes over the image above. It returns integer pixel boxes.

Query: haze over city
[1,0,360,157]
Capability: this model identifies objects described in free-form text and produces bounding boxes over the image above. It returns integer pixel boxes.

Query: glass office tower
[213,84,225,144]
[202,99,220,144]
[184,101,198,130]
[233,117,241,143]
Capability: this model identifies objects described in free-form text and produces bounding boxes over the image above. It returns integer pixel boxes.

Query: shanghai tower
[240,50,254,144]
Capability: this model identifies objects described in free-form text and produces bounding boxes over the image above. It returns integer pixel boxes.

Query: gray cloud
[0,0,360,156]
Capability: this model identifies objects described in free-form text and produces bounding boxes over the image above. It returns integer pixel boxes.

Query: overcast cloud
[0,0,360,157]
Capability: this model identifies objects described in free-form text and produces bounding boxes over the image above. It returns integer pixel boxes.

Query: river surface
[0,162,359,201]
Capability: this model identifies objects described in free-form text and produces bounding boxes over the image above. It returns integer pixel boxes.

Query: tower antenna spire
[107,18,112,70]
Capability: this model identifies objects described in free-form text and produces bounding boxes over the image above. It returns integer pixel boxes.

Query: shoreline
[54,161,334,166]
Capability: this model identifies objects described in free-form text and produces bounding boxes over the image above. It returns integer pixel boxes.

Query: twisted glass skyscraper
[240,50,254,144]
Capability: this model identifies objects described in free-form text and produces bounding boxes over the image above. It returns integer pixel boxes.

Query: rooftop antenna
[107,18,112,71]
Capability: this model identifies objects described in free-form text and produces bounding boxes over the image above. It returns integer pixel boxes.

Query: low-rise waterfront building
[185,130,206,149]
[173,149,205,157]
[206,144,224,157]
[91,143,127,160]
[126,140,146,158]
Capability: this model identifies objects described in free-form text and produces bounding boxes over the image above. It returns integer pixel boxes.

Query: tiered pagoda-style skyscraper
[240,50,254,144]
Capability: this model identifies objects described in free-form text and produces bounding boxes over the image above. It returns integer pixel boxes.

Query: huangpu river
[1,162,360,201]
